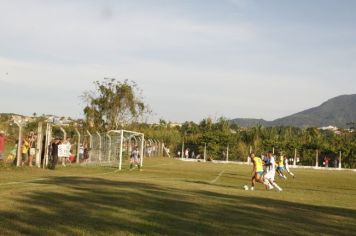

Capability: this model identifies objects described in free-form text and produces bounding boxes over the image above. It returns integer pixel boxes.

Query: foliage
[165,117,356,167]
[82,78,149,131]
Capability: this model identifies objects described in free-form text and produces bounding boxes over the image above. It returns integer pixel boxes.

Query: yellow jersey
[278,156,284,167]
[253,156,264,172]
[22,140,29,154]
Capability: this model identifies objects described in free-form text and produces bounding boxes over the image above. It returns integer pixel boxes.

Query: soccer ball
[243,185,249,190]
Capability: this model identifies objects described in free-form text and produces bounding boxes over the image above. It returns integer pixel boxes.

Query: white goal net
[87,129,144,170]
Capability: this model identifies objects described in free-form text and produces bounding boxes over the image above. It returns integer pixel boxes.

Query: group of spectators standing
[0,131,90,169]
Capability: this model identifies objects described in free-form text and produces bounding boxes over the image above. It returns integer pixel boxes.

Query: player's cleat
[250,187,254,191]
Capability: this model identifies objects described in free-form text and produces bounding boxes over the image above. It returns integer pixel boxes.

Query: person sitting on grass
[129,146,141,171]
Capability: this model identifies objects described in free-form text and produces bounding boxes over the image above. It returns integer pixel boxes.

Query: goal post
[105,129,145,170]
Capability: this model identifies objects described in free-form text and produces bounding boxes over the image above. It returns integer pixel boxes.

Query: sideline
[210,170,226,184]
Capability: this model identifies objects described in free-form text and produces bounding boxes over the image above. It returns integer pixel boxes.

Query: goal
[88,129,145,170]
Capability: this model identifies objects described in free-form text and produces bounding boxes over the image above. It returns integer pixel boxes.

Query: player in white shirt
[283,155,295,178]
[130,146,141,171]
[263,151,283,191]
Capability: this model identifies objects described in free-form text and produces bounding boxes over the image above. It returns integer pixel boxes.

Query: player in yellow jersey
[250,153,269,190]
[276,154,287,179]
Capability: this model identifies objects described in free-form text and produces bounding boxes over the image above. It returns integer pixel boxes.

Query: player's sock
[137,164,141,170]
[272,182,282,191]
[130,163,133,169]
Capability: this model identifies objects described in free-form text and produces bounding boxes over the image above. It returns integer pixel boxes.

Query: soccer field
[0,158,355,236]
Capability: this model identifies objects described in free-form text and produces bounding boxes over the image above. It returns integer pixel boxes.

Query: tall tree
[82,78,149,130]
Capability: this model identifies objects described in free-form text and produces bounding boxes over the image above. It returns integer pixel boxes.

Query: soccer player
[129,146,141,171]
[283,155,295,178]
[250,153,268,190]
[263,151,283,191]
[276,154,287,179]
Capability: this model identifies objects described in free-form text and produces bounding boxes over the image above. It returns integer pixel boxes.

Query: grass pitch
[0,158,355,236]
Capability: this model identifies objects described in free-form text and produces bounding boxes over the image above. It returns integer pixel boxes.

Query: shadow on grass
[0,176,355,235]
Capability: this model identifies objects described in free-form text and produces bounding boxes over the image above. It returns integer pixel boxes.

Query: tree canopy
[82,78,149,130]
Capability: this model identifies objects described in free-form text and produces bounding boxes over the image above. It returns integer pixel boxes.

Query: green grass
[0,158,355,235]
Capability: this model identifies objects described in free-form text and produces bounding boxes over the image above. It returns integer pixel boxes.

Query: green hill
[232,94,356,128]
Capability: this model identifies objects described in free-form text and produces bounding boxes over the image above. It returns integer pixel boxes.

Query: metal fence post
[204,143,207,162]
[75,128,81,164]
[60,127,67,141]
[35,122,43,168]
[44,123,52,168]
[119,130,124,170]
[106,133,111,163]
[15,122,23,167]
[96,131,102,162]
[293,148,297,166]
[86,130,92,163]
[140,134,144,167]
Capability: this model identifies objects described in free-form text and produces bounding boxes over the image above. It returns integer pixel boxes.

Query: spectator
[147,146,152,157]
[79,144,84,160]
[325,157,329,168]
[62,137,71,166]
[21,137,30,166]
[6,140,17,164]
[48,138,60,169]
[83,143,89,161]
[185,148,189,158]
[28,132,37,167]
[0,131,5,161]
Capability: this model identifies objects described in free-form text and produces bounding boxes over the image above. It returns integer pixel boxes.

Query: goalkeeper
[129,146,141,171]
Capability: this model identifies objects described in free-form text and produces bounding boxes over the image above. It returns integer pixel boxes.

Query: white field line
[210,170,226,184]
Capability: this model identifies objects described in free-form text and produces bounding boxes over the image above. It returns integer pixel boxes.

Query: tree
[82,78,149,130]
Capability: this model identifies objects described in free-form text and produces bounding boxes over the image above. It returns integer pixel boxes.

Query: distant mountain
[230,118,268,127]
[232,94,356,128]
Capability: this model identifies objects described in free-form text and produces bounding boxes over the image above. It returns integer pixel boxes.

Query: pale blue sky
[0,0,355,122]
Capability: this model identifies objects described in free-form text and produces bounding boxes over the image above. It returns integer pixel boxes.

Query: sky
[0,0,355,123]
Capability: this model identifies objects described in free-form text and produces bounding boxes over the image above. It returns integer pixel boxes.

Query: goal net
[87,129,144,170]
